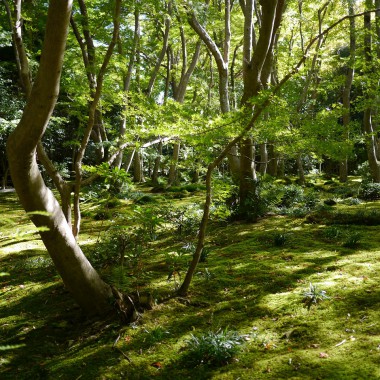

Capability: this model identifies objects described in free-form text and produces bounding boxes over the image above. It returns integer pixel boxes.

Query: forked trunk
[6,0,113,316]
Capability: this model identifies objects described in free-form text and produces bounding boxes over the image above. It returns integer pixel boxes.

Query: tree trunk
[339,2,355,182]
[6,0,113,316]
[259,142,268,175]
[146,7,171,96]
[168,142,180,186]
[239,0,285,214]
[364,0,380,182]
[133,151,144,183]
[267,143,278,176]
[296,154,306,186]
[152,141,163,186]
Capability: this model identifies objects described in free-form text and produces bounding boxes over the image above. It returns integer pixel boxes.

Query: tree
[6,0,114,316]
[363,0,380,182]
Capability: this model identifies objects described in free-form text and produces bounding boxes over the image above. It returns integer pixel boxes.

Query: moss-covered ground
[1,181,380,379]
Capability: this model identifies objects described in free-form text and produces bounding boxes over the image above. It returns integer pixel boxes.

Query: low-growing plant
[358,182,380,201]
[322,226,342,240]
[302,283,330,310]
[280,184,304,208]
[273,232,288,247]
[130,206,164,241]
[184,328,243,367]
[165,250,190,288]
[342,231,361,248]
[143,326,170,345]
[200,247,211,263]
[344,197,361,206]
[162,204,202,237]
[284,206,310,217]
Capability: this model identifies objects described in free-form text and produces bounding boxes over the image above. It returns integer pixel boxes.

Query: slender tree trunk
[339,2,355,182]
[259,142,268,175]
[72,0,122,237]
[296,154,306,186]
[115,8,140,168]
[133,151,145,183]
[168,141,180,185]
[267,143,278,176]
[146,5,171,96]
[152,141,163,186]
[364,0,380,182]
[6,0,114,316]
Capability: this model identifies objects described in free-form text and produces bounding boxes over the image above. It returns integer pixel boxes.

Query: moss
[1,190,380,379]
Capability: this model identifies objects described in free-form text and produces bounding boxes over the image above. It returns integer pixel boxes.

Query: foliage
[302,283,330,311]
[358,182,380,201]
[280,184,304,208]
[162,204,203,237]
[273,232,288,247]
[130,206,164,241]
[83,163,133,198]
[184,328,243,367]
[342,231,361,248]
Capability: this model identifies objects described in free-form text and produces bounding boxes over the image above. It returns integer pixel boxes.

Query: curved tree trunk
[6,0,113,316]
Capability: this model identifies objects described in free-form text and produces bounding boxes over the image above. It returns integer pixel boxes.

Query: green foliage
[83,163,133,198]
[273,232,288,247]
[280,184,304,208]
[162,204,202,237]
[322,226,342,240]
[130,206,164,241]
[342,231,361,248]
[358,182,380,201]
[184,328,243,367]
[302,283,330,311]
[142,326,170,346]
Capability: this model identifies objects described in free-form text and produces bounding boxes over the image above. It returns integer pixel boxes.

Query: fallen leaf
[319,352,329,358]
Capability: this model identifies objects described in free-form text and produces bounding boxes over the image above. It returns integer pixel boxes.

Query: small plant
[322,226,342,240]
[342,231,361,248]
[184,328,243,367]
[131,206,164,241]
[165,249,190,288]
[200,247,210,262]
[273,232,288,247]
[143,326,170,345]
[302,283,330,310]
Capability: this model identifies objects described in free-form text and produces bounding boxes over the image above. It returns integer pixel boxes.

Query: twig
[335,339,346,347]
[113,346,132,362]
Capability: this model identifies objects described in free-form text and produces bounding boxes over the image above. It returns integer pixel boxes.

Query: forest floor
[1,178,380,379]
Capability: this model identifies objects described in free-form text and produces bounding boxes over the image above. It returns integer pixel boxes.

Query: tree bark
[364,0,380,182]
[6,0,113,316]
[339,1,355,182]
[168,141,180,186]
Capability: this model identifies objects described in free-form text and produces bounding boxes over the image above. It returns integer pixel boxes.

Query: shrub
[184,328,243,367]
[280,185,304,207]
[162,204,202,237]
[358,182,380,200]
